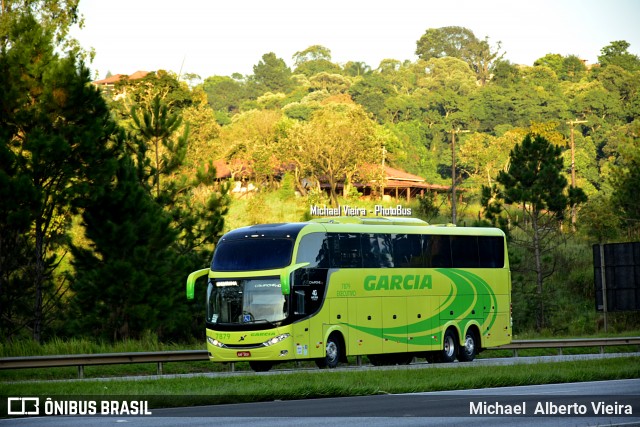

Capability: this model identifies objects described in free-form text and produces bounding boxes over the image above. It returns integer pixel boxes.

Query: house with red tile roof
[92,71,150,98]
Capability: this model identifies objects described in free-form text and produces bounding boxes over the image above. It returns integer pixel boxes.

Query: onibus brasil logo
[6,397,152,416]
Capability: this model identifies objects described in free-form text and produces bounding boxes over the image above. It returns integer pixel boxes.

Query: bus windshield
[207,278,288,325]
[211,238,294,271]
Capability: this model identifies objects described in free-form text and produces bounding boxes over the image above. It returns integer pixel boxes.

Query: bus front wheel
[316,334,341,369]
[249,361,273,372]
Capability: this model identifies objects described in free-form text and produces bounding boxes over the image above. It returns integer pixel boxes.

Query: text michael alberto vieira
[310,205,412,217]
[469,400,633,416]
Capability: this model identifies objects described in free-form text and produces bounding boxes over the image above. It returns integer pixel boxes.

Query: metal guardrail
[499,337,640,357]
[0,350,209,378]
[1,338,639,379]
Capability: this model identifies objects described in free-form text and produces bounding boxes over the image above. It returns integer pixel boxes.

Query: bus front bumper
[206,332,295,362]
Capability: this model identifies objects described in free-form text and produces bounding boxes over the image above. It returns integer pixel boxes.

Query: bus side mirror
[280,263,309,295]
[186,268,210,300]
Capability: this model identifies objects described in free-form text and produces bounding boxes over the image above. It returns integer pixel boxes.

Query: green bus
[186,217,511,372]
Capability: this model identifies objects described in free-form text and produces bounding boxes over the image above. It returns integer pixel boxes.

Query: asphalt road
[3,378,640,427]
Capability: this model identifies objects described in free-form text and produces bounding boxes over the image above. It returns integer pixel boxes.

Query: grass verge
[3,357,639,408]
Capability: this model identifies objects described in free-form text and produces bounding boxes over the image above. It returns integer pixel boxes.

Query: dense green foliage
[0,14,228,343]
[1,6,639,345]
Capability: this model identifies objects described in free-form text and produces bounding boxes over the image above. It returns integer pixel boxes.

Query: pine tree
[483,133,586,330]
[0,14,120,341]
[69,156,181,341]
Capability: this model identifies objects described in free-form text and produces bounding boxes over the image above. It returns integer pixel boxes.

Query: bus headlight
[207,337,226,348]
[263,334,290,347]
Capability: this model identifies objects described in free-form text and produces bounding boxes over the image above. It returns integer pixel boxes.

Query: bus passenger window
[451,236,480,268]
[478,236,504,268]
[429,235,452,268]
[362,234,394,268]
[330,233,362,268]
[393,234,423,268]
[296,233,329,268]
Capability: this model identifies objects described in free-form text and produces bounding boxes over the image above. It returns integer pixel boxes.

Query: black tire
[441,328,458,363]
[458,329,478,362]
[368,354,384,366]
[249,361,273,372]
[368,354,411,366]
[425,352,440,364]
[316,334,341,369]
[386,353,413,365]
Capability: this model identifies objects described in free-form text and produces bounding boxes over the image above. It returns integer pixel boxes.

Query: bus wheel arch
[316,331,345,369]
[458,325,480,362]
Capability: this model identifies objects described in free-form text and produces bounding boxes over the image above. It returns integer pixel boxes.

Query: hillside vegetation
[2,7,639,345]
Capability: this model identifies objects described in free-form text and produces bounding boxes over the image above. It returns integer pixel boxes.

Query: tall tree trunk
[33,219,45,343]
[532,210,544,331]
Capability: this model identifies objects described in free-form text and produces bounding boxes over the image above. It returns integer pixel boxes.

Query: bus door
[291,268,328,359]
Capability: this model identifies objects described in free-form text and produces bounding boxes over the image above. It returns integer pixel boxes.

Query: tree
[348,72,395,122]
[129,93,229,265]
[419,57,476,120]
[131,95,188,200]
[415,26,503,85]
[201,75,246,116]
[343,61,372,77]
[0,15,121,341]
[282,102,383,205]
[252,52,293,93]
[0,120,39,341]
[610,120,640,237]
[598,40,640,72]
[292,45,341,76]
[68,156,179,341]
[0,0,84,55]
[69,91,229,342]
[534,53,564,73]
[293,45,332,66]
[534,54,587,82]
[483,134,586,330]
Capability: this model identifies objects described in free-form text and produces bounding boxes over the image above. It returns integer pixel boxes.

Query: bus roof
[220,217,505,241]
[310,217,429,226]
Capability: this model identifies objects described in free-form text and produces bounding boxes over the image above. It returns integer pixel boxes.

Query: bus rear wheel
[458,329,478,362]
[316,334,341,369]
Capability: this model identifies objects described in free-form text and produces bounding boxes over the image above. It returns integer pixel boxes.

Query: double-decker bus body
[186,217,511,370]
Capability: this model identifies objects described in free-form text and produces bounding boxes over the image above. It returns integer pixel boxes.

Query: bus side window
[296,233,329,268]
[330,233,362,268]
[362,234,394,268]
[478,236,504,268]
[379,234,394,267]
[451,236,480,268]
[429,235,452,268]
[393,234,422,268]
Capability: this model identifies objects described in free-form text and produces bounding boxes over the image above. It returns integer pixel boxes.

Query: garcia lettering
[364,274,432,291]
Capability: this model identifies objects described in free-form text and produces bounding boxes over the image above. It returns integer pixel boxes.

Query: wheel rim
[444,334,455,358]
[326,341,338,363]
[464,335,475,356]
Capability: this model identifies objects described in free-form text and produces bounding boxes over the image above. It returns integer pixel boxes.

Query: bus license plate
[237,351,251,357]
